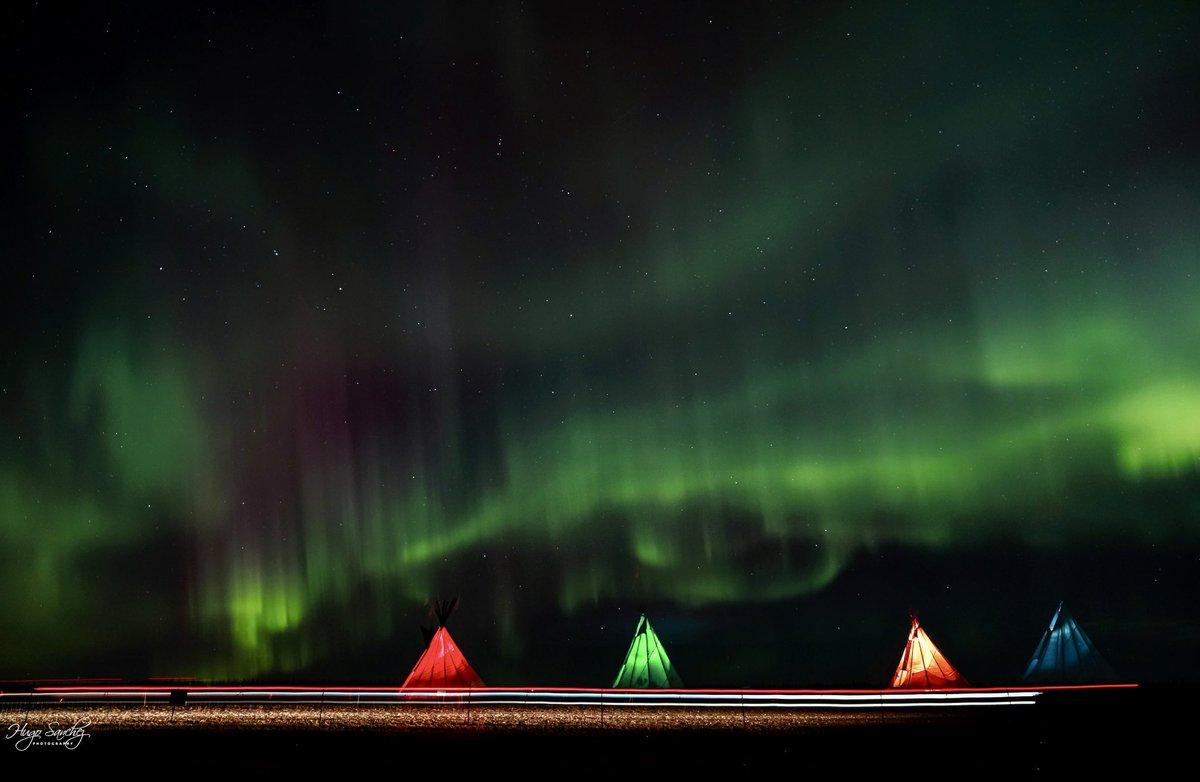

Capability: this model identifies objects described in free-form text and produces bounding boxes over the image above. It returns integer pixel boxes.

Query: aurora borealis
[5,3,1199,686]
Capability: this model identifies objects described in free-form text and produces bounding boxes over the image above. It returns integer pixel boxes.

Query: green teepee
[612,613,684,688]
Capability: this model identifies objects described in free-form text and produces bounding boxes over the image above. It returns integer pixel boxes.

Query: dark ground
[1,686,1185,774]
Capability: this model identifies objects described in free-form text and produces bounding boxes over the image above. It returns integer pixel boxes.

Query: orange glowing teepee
[401,597,485,688]
[890,614,968,689]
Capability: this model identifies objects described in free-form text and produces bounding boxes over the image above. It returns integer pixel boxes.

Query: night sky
[6,2,1199,687]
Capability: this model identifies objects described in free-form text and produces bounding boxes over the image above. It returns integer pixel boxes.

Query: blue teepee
[1023,602,1118,684]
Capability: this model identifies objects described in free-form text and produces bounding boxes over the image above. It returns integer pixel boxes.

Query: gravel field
[1,688,1174,774]
[8,703,905,732]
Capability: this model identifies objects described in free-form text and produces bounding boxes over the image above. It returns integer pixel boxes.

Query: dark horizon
[6,3,1199,686]
[5,538,1194,688]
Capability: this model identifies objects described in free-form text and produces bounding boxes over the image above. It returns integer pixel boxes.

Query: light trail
[0,683,1136,710]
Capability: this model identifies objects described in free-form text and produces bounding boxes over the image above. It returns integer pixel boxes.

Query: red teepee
[401,626,484,688]
[890,615,968,689]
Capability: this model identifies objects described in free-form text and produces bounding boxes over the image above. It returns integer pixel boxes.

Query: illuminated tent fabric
[612,613,683,688]
[890,615,968,689]
[1023,602,1118,684]
[401,626,485,688]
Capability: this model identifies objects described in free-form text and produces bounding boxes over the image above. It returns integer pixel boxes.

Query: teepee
[890,614,968,689]
[612,613,683,688]
[1023,602,1117,684]
[401,598,484,688]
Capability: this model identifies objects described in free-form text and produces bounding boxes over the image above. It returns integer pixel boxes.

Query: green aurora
[5,3,1199,683]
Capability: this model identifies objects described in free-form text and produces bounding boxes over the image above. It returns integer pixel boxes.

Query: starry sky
[5,2,1199,686]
